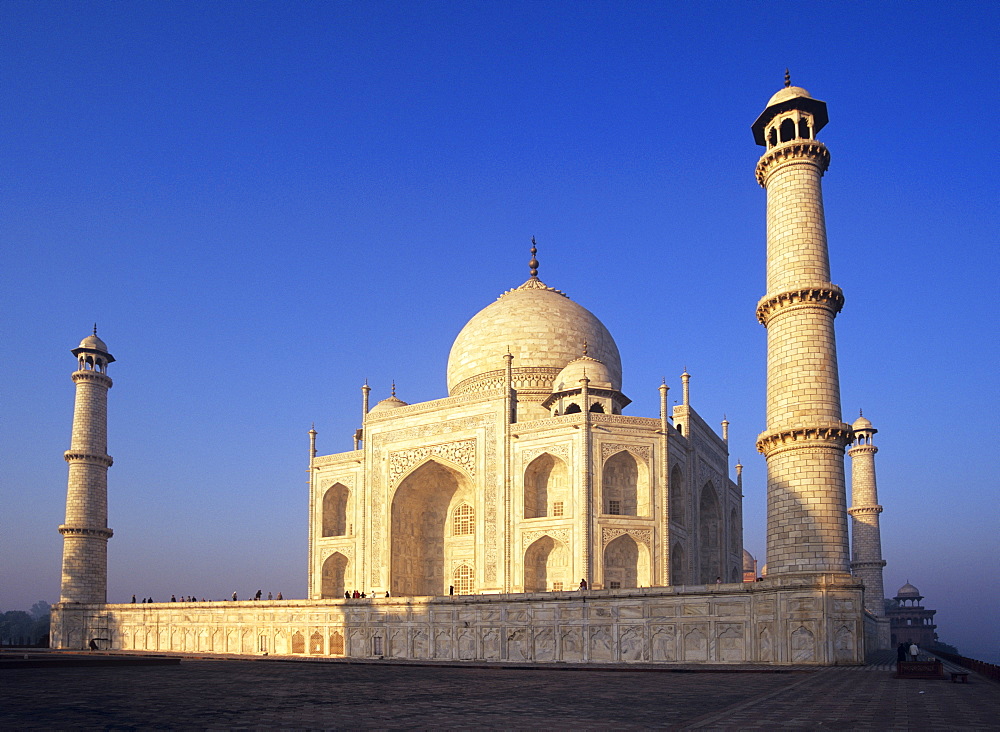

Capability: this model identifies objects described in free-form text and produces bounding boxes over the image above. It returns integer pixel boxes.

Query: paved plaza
[2,653,999,729]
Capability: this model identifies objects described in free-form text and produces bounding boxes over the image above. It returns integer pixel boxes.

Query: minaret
[59,328,115,604]
[848,413,888,642]
[752,75,853,576]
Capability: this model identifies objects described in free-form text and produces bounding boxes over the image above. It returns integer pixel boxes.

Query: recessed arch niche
[390,460,472,596]
[523,453,569,519]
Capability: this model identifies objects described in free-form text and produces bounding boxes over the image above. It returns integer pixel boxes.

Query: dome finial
[391,380,396,397]
[93,323,98,336]
[529,236,539,279]
[784,68,791,88]
[582,339,588,357]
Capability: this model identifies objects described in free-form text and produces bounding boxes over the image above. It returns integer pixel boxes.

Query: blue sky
[2,2,997,660]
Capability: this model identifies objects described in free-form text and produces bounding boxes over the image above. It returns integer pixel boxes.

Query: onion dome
[852,414,874,431]
[368,395,408,415]
[447,278,621,397]
[71,326,115,364]
[368,382,408,415]
[752,70,828,145]
[897,582,920,597]
[553,354,615,391]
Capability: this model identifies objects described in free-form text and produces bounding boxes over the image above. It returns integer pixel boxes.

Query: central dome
[447,278,622,396]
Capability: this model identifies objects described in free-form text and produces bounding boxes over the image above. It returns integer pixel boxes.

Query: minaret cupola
[752,70,829,150]
[542,342,630,416]
[72,325,115,373]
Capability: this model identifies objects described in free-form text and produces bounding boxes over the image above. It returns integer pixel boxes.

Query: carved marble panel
[507,627,529,661]
[650,625,676,661]
[521,444,570,466]
[589,625,614,661]
[533,627,556,661]
[601,442,651,465]
[601,527,652,549]
[619,625,645,661]
[482,627,501,660]
[389,439,477,486]
[683,625,708,661]
[560,626,585,662]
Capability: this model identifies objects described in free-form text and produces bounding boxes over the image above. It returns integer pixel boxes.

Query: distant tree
[927,640,960,655]
[1,602,52,647]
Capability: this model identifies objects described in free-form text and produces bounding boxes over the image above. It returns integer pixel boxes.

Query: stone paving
[2,652,998,730]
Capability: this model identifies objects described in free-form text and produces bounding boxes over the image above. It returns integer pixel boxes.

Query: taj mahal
[52,77,891,664]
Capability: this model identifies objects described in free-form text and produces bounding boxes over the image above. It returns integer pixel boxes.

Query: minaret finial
[784,68,791,87]
[93,323,98,336]
[582,339,588,357]
[859,408,864,417]
[529,236,539,279]
[391,381,396,397]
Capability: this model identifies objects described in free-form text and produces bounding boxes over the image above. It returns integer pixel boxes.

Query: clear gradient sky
[2,2,997,661]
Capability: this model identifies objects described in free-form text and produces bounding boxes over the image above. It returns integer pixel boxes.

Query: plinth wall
[53,575,866,665]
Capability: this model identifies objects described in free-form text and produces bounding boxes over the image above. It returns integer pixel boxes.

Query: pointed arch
[321,552,349,599]
[523,535,569,592]
[452,503,474,535]
[390,459,472,596]
[523,453,569,519]
[603,533,649,589]
[453,564,474,595]
[603,450,647,516]
[322,483,350,537]
[670,542,686,586]
[670,464,685,527]
[698,482,722,583]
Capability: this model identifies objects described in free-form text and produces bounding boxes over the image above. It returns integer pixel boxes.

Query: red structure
[887,582,938,647]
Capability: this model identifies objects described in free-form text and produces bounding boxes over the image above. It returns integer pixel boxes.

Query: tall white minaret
[848,412,889,647]
[59,328,114,604]
[752,74,853,576]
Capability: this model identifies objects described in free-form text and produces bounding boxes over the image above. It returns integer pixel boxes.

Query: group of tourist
[127,591,286,603]
[344,590,390,599]
[232,590,282,601]
[897,641,921,662]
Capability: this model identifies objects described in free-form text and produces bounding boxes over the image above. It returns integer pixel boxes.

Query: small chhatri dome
[751,73,829,146]
[72,326,115,362]
[447,241,622,396]
[552,353,614,391]
[766,85,814,107]
[897,582,920,597]
[369,394,408,414]
[852,413,874,431]
[368,382,408,414]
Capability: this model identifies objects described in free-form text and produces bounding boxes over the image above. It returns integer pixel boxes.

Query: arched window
[523,453,570,519]
[670,465,685,527]
[453,504,474,536]
[453,564,474,595]
[603,451,641,516]
[671,542,686,585]
[798,118,810,139]
[768,127,778,147]
[698,483,722,583]
[730,507,740,558]
[564,403,582,414]
[589,402,604,413]
[780,118,796,142]
[322,483,349,537]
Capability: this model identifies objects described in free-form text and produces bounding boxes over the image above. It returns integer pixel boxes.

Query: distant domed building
[742,549,758,582]
[886,582,938,647]
[308,250,743,598]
